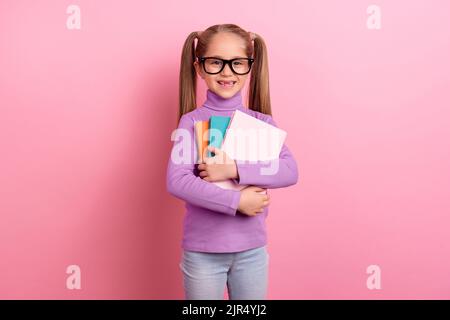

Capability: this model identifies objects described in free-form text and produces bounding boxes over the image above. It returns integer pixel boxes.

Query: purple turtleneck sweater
[166,89,298,253]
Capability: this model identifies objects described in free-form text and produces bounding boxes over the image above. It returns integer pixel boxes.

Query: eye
[209,59,222,65]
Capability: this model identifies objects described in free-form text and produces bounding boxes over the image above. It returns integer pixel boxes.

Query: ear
[193,60,205,79]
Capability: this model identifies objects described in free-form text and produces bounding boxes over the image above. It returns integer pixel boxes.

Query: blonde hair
[178,23,272,123]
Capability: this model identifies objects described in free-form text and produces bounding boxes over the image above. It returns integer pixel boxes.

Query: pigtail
[248,33,272,116]
[178,32,199,124]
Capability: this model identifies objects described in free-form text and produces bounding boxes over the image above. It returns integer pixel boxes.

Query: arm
[234,115,299,189]
[166,114,241,216]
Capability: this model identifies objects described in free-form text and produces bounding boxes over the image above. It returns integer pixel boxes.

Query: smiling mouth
[217,80,237,88]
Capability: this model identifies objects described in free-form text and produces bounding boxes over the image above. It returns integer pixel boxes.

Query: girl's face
[194,32,250,99]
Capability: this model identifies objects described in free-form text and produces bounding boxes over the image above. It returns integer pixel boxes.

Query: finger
[212,146,222,154]
[257,193,268,201]
[198,163,206,171]
[199,171,208,178]
[207,146,219,156]
[249,186,265,192]
[262,200,269,206]
[203,176,211,182]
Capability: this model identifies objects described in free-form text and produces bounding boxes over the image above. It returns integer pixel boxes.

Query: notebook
[208,116,231,157]
[194,120,209,163]
[213,110,287,193]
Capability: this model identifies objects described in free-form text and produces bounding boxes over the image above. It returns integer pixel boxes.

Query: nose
[220,62,234,75]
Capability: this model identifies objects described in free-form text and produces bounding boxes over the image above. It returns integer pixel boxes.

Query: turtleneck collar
[203,89,244,111]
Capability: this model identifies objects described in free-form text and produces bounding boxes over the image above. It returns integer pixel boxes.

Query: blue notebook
[208,116,231,157]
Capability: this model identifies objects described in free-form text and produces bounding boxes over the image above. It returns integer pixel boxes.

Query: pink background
[1,0,449,299]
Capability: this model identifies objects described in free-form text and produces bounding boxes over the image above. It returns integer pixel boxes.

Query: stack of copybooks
[194,110,287,192]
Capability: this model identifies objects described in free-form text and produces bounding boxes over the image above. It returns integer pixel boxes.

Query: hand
[238,186,270,217]
[198,146,238,182]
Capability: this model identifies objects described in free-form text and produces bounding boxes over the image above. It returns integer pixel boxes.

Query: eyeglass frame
[198,56,255,75]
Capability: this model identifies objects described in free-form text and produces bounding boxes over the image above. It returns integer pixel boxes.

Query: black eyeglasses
[199,57,254,75]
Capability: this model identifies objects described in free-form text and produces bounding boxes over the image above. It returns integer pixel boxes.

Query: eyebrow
[209,55,248,59]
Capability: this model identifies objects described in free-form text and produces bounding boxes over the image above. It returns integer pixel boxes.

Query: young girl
[166,24,298,300]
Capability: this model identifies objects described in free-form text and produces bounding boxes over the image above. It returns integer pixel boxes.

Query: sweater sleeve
[234,115,299,189]
[166,114,241,216]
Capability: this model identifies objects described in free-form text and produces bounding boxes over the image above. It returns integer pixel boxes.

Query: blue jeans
[179,245,269,300]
